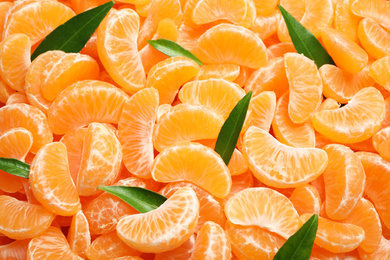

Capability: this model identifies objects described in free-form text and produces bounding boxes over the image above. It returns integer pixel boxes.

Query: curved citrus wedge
[3,0,75,45]
[67,211,90,258]
[155,234,196,260]
[0,195,54,239]
[30,142,81,216]
[6,92,28,105]
[0,103,53,153]
[27,226,83,260]
[358,18,390,59]
[319,64,375,103]
[358,236,390,260]
[370,56,390,91]
[334,0,361,42]
[152,104,224,152]
[77,122,122,196]
[0,33,30,92]
[289,184,321,215]
[159,181,226,233]
[250,9,280,41]
[300,213,364,253]
[272,92,315,148]
[245,91,276,133]
[117,187,199,253]
[0,239,29,260]
[0,2,12,37]
[284,53,322,124]
[312,87,385,143]
[146,56,200,105]
[152,142,231,198]
[97,9,146,93]
[322,144,365,220]
[224,187,300,239]
[0,78,15,105]
[267,42,296,60]
[179,78,245,119]
[243,126,328,188]
[321,27,368,74]
[341,198,382,253]
[195,63,240,81]
[47,80,129,135]
[190,221,231,259]
[372,127,390,161]
[351,0,390,31]
[118,88,158,179]
[225,220,286,260]
[193,23,268,69]
[356,152,390,229]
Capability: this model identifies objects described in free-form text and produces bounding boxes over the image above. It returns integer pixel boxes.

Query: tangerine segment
[300,213,365,253]
[356,152,390,229]
[6,92,29,105]
[272,92,315,148]
[190,221,231,260]
[118,88,158,179]
[267,42,296,61]
[358,236,390,260]
[117,187,199,253]
[146,56,200,105]
[67,211,91,258]
[152,142,231,198]
[351,0,390,31]
[289,184,321,215]
[0,239,29,260]
[370,56,390,91]
[246,91,276,133]
[284,53,322,124]
[3,0,75,45]
[152,104,224,152]
[0,195,54,240]
[179,79,245,119]
[154,234,196,260]
[225,187,300,239]
[0,2,12,37]
[77,123,122,196]
[322,144,365,220]
[319,64,375,103]
[334,0,361,42]
[225,220,286,260]
[0,127,33,161]
[250,9,280,41]
[341,198,382,254]
[242,127,328,188]
[30,142,81,216]
[97,9,146,93]
[372,127,390,161]
[26,227,83,260]
[193,23,268,69]
[358,18,390,60]
[312,87,385,144]
[40,53,100,101]
[195,63,240,82]
[47,80,129,135]
[321,27,368,74]
[0,103,53,153]
[0,78,15,104]
[85,231,142,260]
[0,33,30,92]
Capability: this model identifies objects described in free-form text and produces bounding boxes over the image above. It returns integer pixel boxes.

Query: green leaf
[0,158,30,179]
[215,91,252,165]
[31,1,115,61]
[98,186,167,213]
[273,214,319,260]
[148,39,203,65]
[278,5,334,68]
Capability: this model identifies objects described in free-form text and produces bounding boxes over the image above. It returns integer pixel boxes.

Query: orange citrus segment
[0,239,29,260]
[0,78,15,105]
[224,187,300,239]
[0,2,12,37]
[313,87,385,143]
[0,127,32,162]
[152,142,231,198]
[246,91,276,133]
[47,80,129,135]
[370,56,390,92]
[193,23,268,69]
[250,9,280,41]
[30,142,81,216]
[243,126,328,188]
[289,184,321,215]
[97,9,146,93]
[334,0,361,42]
[117,187,199,253]
[152,104,224,152]
[358,18,390,60]
[67,211,91,258]
[267,42,296,60]
[6,92,29,105]
[0,195,54,239]
[154,234,196,260]
[357,236,390,260]
[372,127,390,161]
[195,63,240,82]
[351,0,390,31]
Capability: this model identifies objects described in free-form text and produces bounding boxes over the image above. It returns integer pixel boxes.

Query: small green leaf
[215,91,252,165]
[31,1,115,61]
[273,214,319,260]
[98,186,167,213]
[0,158,30,179]
[148,39,203,65]
[278,5,334,68]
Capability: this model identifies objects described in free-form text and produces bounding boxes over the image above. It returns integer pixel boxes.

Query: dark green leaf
[98,186,167,213]
[273,214,319,260]
[278,5,334,68]
[215,91,252,165]
[31,1,115,61]
[148,39,203,65]
[0,158,30,179]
